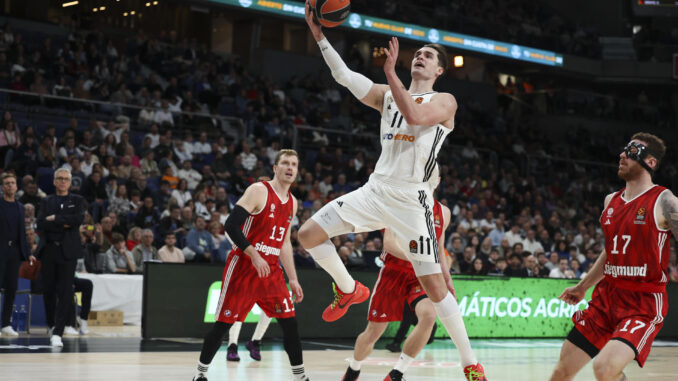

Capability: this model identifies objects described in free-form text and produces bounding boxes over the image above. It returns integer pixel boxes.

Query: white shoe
[1,326,19,336]
[63,326,79,335]
[50,335,63,347]
[79,320,89,335]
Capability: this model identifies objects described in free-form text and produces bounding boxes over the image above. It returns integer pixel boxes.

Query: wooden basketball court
[1,326,677,380]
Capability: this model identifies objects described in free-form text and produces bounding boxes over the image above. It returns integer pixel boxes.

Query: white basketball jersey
[373,90,453,184]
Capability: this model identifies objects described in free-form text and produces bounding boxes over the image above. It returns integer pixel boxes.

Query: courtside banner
[212,0,564,67]
[143,264,677,339]
[384,276,594,338]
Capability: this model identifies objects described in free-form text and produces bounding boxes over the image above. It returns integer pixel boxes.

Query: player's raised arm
[305,2,387,112]
[279,197,304,303]
[224,182,270,278]
[383,37,457,128]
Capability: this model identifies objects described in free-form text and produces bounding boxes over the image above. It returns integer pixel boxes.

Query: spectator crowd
[0,20,675,282]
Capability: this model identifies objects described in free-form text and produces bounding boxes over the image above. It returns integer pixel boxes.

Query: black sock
[278,317,303,366]
[199,322,232,364]
[344,366,361,381]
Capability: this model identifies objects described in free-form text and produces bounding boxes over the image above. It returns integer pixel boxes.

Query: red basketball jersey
[600,185,672,292]
[382,200,443,270]
[231,181,294,266]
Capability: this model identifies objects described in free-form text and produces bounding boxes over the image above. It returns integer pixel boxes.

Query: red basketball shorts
[367,265,427,323]
[215,253,295,324]
[572,279,667,367]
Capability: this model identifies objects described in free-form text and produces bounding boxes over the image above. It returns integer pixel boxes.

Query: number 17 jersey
[600,185,672,293]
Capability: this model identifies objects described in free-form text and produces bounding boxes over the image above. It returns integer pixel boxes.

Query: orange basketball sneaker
[322,281,370,322]
[464,363,487,381]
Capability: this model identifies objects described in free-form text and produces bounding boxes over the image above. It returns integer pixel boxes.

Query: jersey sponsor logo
[409,240,418,254]
[604,263,647,278]
[255,242,281,256]
[415,97,424,104]
[382,133,416,142]
[634,207,647,225]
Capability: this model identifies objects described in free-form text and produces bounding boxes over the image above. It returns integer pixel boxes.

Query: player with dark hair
[300,3,486,380]
[193,149,309,381]
[550,133,677,381]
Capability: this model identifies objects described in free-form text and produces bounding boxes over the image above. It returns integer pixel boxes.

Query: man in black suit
[0,172,34,336]
[37,168,85,347]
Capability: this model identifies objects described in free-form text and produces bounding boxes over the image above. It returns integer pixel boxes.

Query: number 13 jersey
[231,181,294,266]
[600,185,672,292]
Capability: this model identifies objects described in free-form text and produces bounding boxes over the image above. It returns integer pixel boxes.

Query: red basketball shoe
[322,281,370,322]
[464,363,487,381]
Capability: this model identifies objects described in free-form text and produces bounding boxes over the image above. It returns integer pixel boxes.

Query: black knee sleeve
[278,317,303,366]
[199,321,232,364]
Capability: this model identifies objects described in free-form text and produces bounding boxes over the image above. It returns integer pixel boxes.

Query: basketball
[310,0,351,28]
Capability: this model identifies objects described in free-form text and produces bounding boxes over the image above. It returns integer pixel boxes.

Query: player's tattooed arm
[660,190,678,237]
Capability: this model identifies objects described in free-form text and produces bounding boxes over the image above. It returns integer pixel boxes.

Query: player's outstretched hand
[289,279,304,303]
[383,37,399,75]
[559,285,586,305]
[252,255,271,278]
[305,1,324,41]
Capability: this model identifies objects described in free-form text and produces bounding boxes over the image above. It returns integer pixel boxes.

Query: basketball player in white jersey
[299,4,486,380]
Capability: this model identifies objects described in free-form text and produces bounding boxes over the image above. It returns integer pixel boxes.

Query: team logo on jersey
[269,203,275,218]
[274,304,283,313]
[288,212,293,223]
[607,208,614,217]
[371,309,377,317]
[634,207,647,225]
[415,97,424,104]
[382,133,415,142]
[409,240,418,254]
[224,310,232,317]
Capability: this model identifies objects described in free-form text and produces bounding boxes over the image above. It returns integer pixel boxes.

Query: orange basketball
[309,0,351,28]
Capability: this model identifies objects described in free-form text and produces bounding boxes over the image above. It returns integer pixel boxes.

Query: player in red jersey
[193,150,310,381]
[550,132,677,381]
[343,199,481,381]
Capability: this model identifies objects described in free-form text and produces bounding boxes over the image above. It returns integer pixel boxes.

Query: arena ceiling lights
[215,0,564,67]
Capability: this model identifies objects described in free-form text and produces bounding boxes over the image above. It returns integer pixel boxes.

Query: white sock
[252,314,272,341]
[394,352,414,373]
[292,364,308,381]
[229,322,242,346]
[196,361,209,377]
[307,239,355,293]
[433,292,477,367]
[349,357,362,371]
